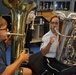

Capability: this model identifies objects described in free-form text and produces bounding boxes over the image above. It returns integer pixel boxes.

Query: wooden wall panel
[37,11,56,22]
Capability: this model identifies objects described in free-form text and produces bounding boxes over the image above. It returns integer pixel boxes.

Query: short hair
[50,16,60,22]
[0,17,7,28]
[49,16,63,25]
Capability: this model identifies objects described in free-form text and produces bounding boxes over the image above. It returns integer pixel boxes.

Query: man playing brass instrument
[0,17,32,75]
[40,16,76,75]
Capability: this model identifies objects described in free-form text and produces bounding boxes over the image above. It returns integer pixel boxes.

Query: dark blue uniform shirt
[0,41,7,74]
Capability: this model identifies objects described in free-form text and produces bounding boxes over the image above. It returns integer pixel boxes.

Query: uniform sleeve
[40,35,49,50]
[0,51,6,74]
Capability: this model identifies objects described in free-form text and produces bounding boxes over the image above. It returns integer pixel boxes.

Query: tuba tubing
[54,28,76,38]
[7,32,25,36]
[3,0,37,75]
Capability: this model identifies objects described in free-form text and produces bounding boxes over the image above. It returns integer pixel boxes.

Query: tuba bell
[53,11,76,66]
[3,0,36,75]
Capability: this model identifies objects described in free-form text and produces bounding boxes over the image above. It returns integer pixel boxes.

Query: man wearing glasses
[40,16,76,75]
[0,17,32,75]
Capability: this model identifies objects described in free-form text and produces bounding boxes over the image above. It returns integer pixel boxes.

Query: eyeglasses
[50,22,59,25]
[0,27,7,31]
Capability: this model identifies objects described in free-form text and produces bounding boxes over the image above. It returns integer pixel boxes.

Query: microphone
[41,70,48,75]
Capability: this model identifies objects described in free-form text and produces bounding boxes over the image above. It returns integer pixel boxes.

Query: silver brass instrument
[27,10,35,30]
[54,11,76,66]
[3,0,36,75]
[30,17,35,30]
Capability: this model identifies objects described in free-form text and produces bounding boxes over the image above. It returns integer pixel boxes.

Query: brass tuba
[3,0,36,75]
[53,11,76,66]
